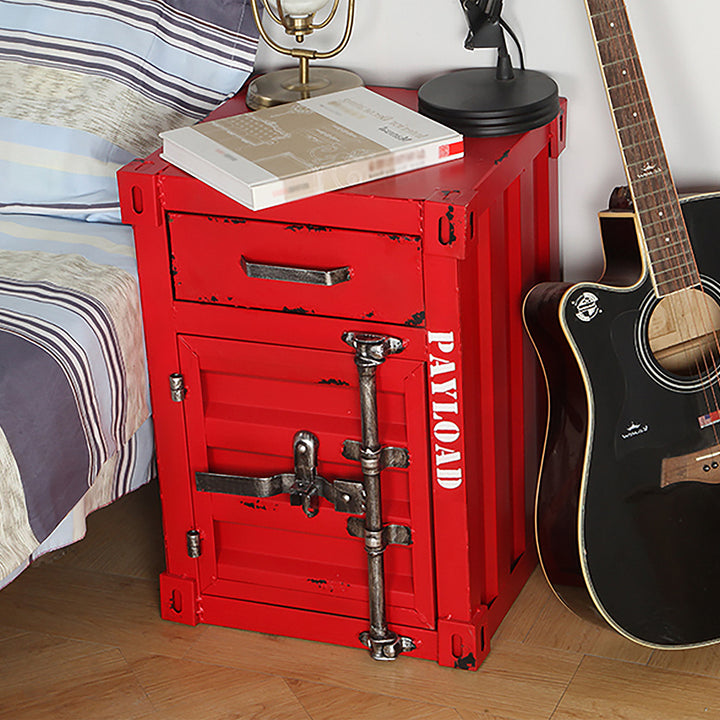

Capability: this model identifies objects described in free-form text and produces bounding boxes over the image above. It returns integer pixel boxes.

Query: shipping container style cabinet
[119,87,566,670]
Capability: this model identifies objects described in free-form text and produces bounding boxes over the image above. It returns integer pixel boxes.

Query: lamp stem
[496,47,515,81]
[299,56,310,85]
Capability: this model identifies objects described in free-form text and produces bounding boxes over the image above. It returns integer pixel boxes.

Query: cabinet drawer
[168,213,425,326]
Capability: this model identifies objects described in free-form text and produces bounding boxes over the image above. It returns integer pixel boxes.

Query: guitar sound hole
[648,288,720,377]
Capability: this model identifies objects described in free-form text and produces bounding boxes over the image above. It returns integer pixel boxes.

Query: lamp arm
[250,0,353,60]
[310,0,340,30]
[250,0,295,56]
[311,0,355,59]
[261,0,285,26]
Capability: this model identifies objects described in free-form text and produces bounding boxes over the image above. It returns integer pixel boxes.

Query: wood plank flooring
[1,481,720,719]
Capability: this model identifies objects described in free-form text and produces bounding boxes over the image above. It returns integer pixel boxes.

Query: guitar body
[525,192,720,647]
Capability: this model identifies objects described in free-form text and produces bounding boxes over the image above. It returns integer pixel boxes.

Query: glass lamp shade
[279,0,330,16]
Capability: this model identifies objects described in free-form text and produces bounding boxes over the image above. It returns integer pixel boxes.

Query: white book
[160,87,464,211]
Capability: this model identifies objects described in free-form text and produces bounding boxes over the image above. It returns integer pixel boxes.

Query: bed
[0,0,258,588]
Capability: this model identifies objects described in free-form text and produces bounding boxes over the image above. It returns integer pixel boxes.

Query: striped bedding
[0,214,154,588]
[0,1,258,587]
[0,0,258,221]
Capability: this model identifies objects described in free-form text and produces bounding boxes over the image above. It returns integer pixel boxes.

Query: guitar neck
[584,0,698,295]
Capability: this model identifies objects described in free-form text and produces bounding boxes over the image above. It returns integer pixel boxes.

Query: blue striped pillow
[0,0,259,222]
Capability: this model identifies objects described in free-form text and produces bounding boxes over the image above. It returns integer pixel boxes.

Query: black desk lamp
[418,0,559,136]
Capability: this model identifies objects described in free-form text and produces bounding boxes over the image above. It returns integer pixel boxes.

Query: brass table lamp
[247,0,363,110]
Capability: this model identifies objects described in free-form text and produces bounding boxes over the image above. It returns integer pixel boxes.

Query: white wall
[255,0,720,281]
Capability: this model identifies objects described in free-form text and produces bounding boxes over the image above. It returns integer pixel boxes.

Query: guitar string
[596,0,720,445]
[614,15,720,435]
[610,1,720,441]
[606,8,698,294]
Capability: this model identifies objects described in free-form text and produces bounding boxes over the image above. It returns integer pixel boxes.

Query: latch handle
[194,431,366,517]
[290,430,320,517]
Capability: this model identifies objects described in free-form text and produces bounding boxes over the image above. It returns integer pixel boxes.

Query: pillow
[0,0,259,222]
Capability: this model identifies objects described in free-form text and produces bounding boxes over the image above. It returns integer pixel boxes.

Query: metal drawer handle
[241,256,352,286]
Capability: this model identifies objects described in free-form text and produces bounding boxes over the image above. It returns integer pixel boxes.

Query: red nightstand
[118,86,566,670]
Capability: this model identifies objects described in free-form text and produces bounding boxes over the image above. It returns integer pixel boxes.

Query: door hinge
[186,530,201,558]
[169,373,187,402]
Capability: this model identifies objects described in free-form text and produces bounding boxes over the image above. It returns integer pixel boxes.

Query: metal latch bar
[195,431,365,517]
[342,331,416,661]
[195,470,366,516]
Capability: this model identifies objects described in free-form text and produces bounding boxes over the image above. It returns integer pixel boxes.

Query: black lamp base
[418,67,559,137]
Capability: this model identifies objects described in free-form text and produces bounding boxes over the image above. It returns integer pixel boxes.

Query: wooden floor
[2,482,720,719]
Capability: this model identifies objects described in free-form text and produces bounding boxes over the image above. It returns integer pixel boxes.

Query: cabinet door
[178,333,436,630]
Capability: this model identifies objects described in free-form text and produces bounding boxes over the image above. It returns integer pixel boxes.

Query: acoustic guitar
[524,0,720,647]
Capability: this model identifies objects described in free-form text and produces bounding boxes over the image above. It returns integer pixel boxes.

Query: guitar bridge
[661,443,720,488]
